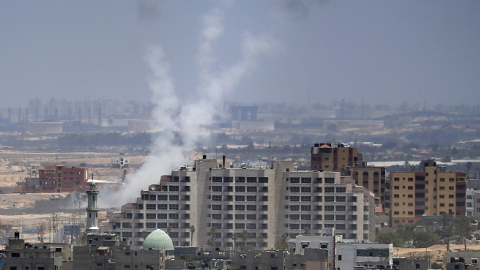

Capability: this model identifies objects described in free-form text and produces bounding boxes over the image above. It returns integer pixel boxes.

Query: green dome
[143,229,174,251]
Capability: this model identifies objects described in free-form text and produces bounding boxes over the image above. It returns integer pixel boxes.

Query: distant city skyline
[1,1,479,108]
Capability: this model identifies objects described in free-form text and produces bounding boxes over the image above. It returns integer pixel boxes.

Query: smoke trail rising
[101,2,275,207]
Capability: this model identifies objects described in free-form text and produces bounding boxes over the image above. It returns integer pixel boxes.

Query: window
[212,177,222,182]
[146,213,156,219]
[290,177,300,183]
[212,205,222,210]
[336,215,346,220]
[325,187,335,193]
[212,214,222,220]
[247,196,257,201]
[158,214,167,219]
[212,195,222,201]
[325,206,334,211]
[325,178,335,183]
[472,258,478,264]
[235,205,245,211]
[290,196,299,202]
[301,178,311,183]
[336,206,346,211]
[325,215,334,220]
[246,205,256,211]
[336,187,346,193]
[290,205,300,211]
[235,186,245,192]
[301,215,311,220]
[235,195,245,201]
[247,177,257,183]
[236,177,245,182]
[336,196,346,202]
[235,214,245,220]
[301,187,311,192]
[146,204,156,210]
[290,187,300,192]
[158,195,168,200]
[247,186,257,192]
[258,177,268,183]
[301,196,311,202]
[168,213,179,219]
[169,195,179,201]
[325,196,334,202]
[212,186,222,192]
[169,204,179,210]
[301,205,311,211]
[169,186,179,191]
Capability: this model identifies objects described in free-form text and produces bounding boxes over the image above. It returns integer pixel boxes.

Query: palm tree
[208,227,218,247]
[256,235,265,250]
[232,233,238,250]
[189,225,195,247]
[241,230,248,249]
[166,226,172,236]
[303,226,310,235]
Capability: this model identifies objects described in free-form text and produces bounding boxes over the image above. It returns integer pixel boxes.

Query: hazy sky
[1,0,479,108]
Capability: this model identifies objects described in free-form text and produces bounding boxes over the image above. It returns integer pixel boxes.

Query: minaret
[86,181,99,233]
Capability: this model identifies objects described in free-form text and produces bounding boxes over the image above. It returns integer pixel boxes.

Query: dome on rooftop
[143,229,174,251]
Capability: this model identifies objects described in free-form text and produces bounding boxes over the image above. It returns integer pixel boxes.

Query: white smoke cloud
[101,2,276,208]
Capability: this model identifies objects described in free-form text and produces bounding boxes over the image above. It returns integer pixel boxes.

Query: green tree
[430,262,443,269]
[166,226,172,236]
[375,231,405,247]
[256,235,265,250]
[179,254,193,262]
[411,231,440,248]
[232,233,238,250]
[241,230,248,247]
[449,217,474,250]
[208,227,218,247]
[189,225,195,247]
[275,234,289,250]
[141,230,150,240]
[303,226,310,235]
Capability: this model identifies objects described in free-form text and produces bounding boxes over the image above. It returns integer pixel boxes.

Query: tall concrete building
[346,164,387,206]
[311,142,358,171]
[311,143,387,206]
[390,159,466,226]
[111,157,376,249]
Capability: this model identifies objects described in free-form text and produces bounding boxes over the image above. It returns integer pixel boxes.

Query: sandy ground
[395,243,480,268]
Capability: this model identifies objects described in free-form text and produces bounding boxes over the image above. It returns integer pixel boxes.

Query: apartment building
[390,159,466,226]
[311,142,358,171]
[311,143,388,207]
[336,243,393,270]
[38,164,89,193]
[111,157,376,249]
[346,164,387,206]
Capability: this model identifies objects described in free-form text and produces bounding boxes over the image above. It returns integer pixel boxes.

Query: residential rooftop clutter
[110,155,376,249]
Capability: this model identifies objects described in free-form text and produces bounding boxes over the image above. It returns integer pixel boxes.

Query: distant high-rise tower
[86,181,99,233]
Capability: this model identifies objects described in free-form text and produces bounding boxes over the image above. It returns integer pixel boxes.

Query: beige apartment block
[111,157,376,249]
[389,159,466,226]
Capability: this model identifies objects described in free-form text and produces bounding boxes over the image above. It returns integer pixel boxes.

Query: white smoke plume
[100,2,275,208]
